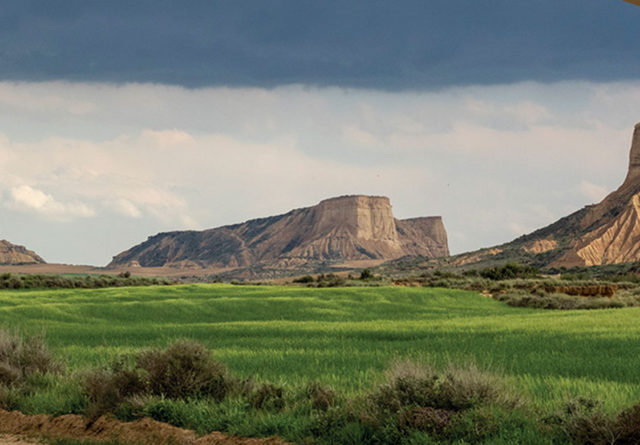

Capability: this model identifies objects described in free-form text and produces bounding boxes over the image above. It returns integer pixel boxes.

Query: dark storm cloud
[0,0,639,89]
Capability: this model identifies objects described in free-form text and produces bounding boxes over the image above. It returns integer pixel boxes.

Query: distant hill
[0,240,45,265]
[109,195,449,272]
[389,122,640,272]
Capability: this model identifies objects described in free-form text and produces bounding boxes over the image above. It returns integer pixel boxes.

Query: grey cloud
[0,1,639,89]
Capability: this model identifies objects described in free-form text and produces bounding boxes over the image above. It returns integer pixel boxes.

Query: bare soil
[0,263,232,278]
[0,409,289,445]
[0,435,44,445]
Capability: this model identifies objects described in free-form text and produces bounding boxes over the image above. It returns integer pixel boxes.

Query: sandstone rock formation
[109,195,449,270]
[0,240,45,265]
[450,122,640,268]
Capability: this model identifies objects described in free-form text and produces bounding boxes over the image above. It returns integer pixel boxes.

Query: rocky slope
[109,195,449,270]
[445,122,640,269]
[0,240,45,265]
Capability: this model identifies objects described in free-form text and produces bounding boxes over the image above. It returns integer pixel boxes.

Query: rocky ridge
[442,122,640,269]
[0,240,45,265]
[109,195,449,271]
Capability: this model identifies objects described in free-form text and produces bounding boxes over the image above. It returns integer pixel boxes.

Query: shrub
[136,340,229,401]
[293,275,314,284]
[497,291,630,310]
[0,329,61,387]
[316,273,346,287]
[366,360,516,438]
[82,360,148,419]
[251,383,285,412]
[305,381,336,411]
[360,269,373,280]
[82,340,229,418]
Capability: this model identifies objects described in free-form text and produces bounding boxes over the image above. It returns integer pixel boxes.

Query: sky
[1,1,640,265]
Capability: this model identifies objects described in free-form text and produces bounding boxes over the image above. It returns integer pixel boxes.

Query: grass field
[1,283,640,417]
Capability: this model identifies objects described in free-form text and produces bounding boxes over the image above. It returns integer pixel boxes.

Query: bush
[0,329,61,387]
[82,340,229,418]
[293,275,314,284]
[316,273,346,287]
[479,263,540,280]
[360,269,373,280]
[496,291,630,310]
[250,383,285,412]
[552,398,640,445]
[82,360,148,419]
[366,360,517,438]
[305,381,336,411]
[136,340,229,401]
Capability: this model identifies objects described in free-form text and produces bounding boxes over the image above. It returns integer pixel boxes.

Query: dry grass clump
[82,340,230,418]
[250,383,285,412]
[554,398,640,444]
[136,340,228,401]
[305,381,336,411]
[0,329,61,386]
[366,360,517,435]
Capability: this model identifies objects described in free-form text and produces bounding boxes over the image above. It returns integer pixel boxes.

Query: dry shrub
[367,360,516,434]
[436,363,511,411]
[305,381,336,411]
[82,360,148,419]
[397,406,452,434]
[0,329,61,386]
[558,400,640,445]
[615,403,640,444]
[82,340,230,418]
[251,383,285,412]
[136,340,229,401]
[557,398,617,445]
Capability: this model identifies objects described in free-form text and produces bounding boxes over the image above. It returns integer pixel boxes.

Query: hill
[0,240,45,265]
[108,195,449,274]
[389,122,640,272]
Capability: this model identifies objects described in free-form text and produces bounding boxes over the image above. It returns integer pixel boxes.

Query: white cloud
[110,198,142,218]
[7,185,95,220]
[579,180,610,203]
[0,80,638,264]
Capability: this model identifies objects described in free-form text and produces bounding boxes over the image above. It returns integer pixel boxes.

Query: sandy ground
[0,263,233,278]
[0,409,289,445]
[0,435,44,445]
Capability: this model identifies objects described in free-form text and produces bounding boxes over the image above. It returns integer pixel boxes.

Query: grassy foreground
[1,284,640,442]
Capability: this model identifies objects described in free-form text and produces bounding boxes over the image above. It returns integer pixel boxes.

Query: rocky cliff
[0,240,45,265]
[108,195,449,269]
[448,122,640,268]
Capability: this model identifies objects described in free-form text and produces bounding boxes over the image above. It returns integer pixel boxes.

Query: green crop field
[1,283,639,415]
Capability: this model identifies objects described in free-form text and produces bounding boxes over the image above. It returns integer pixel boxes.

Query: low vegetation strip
[0,273,174,290]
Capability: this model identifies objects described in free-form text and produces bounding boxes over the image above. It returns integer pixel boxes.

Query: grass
[0,284,638,411]
[1,284,640,443]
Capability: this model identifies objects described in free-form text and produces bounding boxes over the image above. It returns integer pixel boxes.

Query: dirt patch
[0,435,44,445]
[0,409,289,445]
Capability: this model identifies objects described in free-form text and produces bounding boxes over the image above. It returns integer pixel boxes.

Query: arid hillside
[428,122,640,269]
[109,195,449,271]
[0,240,45,265]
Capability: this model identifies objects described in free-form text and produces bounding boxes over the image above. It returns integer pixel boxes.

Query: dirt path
[0,409,289,445]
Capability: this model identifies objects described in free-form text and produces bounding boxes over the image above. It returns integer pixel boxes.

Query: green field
[1,283,639,415]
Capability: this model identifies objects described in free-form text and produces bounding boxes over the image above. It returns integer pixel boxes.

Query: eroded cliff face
[109,195,449,269]
[0,240,45,265]
[450,122,640,268]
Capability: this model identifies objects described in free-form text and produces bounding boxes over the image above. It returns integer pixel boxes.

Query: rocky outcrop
[109,195,449,269]
[0,240,45,265]
[450,122,640,268]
